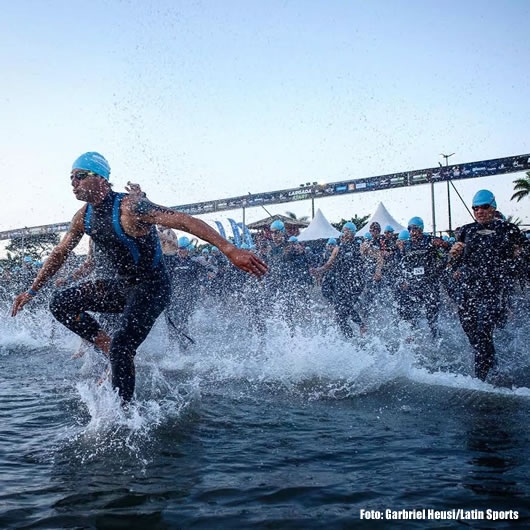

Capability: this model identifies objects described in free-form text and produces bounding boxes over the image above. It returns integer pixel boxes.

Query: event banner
[1,153,529,241]
[173,153,530,216]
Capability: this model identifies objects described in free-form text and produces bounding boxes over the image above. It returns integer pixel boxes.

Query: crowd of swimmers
[173,199,528,384]
[6,192,528,385]
[5,152,530,401]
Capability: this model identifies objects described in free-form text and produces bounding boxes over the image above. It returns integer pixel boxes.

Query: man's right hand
[125,181,145,197]
[226,247,268,278]
[11,292,34,316]
[449,242,465,258]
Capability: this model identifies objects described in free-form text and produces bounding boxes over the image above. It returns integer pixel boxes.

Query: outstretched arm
[12,209,86,316]
[318,246,340,273]
[127,197,268,278]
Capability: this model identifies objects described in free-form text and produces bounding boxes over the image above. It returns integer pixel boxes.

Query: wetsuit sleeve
[508,223,526,247]
[457,225,469,244]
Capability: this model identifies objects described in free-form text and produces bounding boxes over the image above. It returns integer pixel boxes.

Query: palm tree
[511,171,530,202]
[505,215,522,226]
[285,211,310,223]
[332,215,370,231]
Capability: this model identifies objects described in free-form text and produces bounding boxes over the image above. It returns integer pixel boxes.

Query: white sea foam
[3,293,530,441]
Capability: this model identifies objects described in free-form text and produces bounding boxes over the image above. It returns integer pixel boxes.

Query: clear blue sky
[1,0,529,234]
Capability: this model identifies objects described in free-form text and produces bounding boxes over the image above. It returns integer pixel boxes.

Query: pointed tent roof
[246,214,309,230]
[356,202,406,237]
[297,208,341,241]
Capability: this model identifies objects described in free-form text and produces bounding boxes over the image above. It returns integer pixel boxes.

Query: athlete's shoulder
[458,221,480,238]
[503,221,522,233]
[461,221,478,231]
[70,205,89,230]
[502,221,525,244]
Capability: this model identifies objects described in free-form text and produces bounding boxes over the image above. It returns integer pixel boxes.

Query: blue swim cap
[72,152,111,180]
[398,229,410,241]
[270,220,285,232]
[449,236,456,243]
[364,233,373,240]
[407,216,424,230]
[384,225,394,233]
[472,189,496,208]
[288,236,298,242]
[23,256,33,263]
[178,236,191,249]
[240,243,250,249]
[211,246,219,252]
[342,221,357,234]
[442,235,449,241]
[202,248,209,254]
[327,238,337,245]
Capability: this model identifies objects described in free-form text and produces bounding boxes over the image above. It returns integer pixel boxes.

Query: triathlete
[449,189,525,381]
[313,222,373,338]
[395,216,445,338]
[12,152,267,402]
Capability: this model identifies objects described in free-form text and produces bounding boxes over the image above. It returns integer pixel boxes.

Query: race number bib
[413,267,425,276]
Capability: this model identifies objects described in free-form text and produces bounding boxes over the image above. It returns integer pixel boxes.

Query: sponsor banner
[214,221,227,239]
[238,223,254,247]
[1,154,529,240]
[227,218,242,247]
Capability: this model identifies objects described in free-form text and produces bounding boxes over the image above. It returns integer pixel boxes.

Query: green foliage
[5,233,60,263]
[0,254,17,270]
[331,214,370,231]
[505,215,522,226]
[285,211,310,223]
[511,171,530,202]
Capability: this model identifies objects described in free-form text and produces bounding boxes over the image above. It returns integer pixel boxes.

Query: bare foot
[94,331,111,358]
[96,366,111,386]
[72,339,91,359]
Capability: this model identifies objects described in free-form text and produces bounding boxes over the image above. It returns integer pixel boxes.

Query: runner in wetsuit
[450,189,525,381]
[12,152,268,403]
[396,216,444,337]
[313,222,377,338]
[164,236,210,348]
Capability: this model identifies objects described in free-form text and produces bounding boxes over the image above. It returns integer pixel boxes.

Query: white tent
[297,208,341,241]
[356,202,406,237]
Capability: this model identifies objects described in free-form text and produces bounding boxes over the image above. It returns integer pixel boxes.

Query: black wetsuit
[329,239,365,338]
[282,245,312,330]
[265,241,288,294]
[396,235,441,336]
[164,253,207,345]
[320,248,336,302]
[208,252,230,299]
[455,219,525,380]
[380,235,399,287]
[50,191,171,401]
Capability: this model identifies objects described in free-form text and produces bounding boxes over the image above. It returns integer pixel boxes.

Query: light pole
[430,180,436,236]
[299,181,319,218]
[440,153,455,233]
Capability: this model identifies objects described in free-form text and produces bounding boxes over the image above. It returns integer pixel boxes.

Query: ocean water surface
[1,296,529,529]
